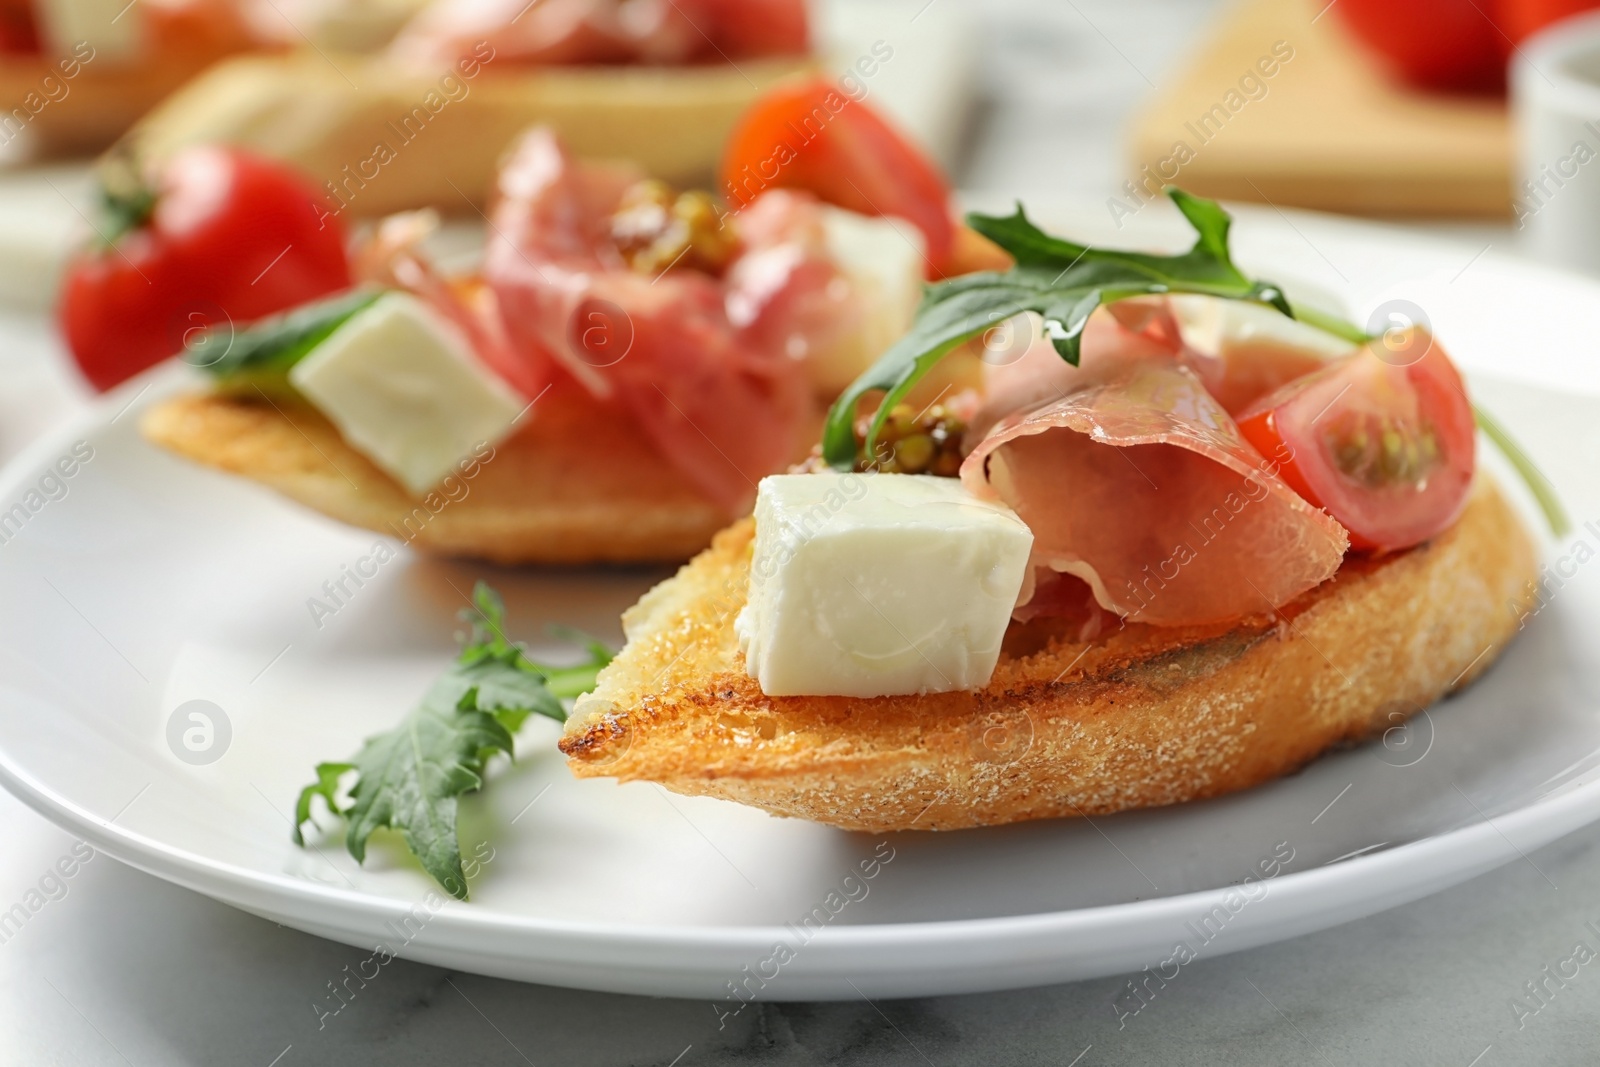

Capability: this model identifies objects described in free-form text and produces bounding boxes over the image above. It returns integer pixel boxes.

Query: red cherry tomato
[1236,331,1476,552]
[1334,0,1506,93]
[58,146,351,392]
[719,76,956,277]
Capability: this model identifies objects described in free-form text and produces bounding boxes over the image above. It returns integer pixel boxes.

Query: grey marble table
[5,0,1596,1063]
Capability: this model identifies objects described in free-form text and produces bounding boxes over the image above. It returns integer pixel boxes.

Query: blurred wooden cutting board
[1130,0,1511,217]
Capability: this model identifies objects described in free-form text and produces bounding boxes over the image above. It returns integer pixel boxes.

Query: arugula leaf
[292,762,353,846]
[337,698,515,897]
[192,287,384,394]
[1475,405,1572,537]
[821,186,1571,540]
[291,581,612,899]
[822,188,1293,469]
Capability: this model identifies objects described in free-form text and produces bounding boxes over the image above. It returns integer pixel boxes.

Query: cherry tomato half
[718,75,956,277]
[58,146,351,392]
[1236,330,1476,552]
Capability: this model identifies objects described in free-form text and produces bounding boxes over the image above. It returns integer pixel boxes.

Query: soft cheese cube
[289,292,525,494]
[808,206,926,394]
[735,473,1034,698]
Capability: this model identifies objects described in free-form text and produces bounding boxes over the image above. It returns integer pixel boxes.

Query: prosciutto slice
[969,296,1352,448]
[391,0,808,69]
[483,128,819,515]
[962,362,1348,627]
[967,306,1176,444]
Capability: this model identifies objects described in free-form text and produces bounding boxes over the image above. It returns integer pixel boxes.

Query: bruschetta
[557,190,1547,826]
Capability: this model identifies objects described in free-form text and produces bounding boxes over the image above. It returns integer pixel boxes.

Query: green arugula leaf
[338,698,515,897]
[431,650,565,734]
[821,188,1292,469]
[193,287,384,394]
[291,581,612,899]
[821,185,1570,540]
[292,761,354,846]
[441,582,614,726]
[1475,405,1572,537]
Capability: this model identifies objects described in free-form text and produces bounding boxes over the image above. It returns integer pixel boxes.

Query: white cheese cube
[809,206,926,394]
[735,472,1033,698]
[289,292,525,494]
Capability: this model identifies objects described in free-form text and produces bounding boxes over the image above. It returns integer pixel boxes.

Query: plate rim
[1,721,1594,950]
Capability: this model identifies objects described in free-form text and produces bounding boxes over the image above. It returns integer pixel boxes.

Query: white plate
[2,207,1600,1002]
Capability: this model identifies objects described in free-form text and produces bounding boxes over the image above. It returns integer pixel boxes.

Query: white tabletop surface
[5,0,1595,1064]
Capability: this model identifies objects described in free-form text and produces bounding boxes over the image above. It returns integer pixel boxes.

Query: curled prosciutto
[962,362,1350,627]
[391,0,807,70]
[968,296,1356,444]
[483,127,905,515]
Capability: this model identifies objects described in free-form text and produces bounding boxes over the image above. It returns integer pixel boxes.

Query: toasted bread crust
[141,389,728,564]
[560,477,1539,831]
[130,52,813,217]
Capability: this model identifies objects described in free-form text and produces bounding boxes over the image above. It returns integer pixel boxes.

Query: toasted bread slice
[2,50,252,158]
[129,51,812,218]
[559,475,1539,831]
[141,388,734,564]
